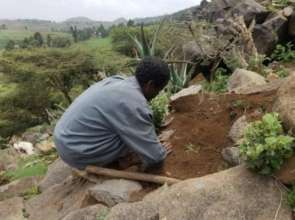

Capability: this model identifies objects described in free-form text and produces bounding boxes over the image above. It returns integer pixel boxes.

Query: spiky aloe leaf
[150,18,166,56]
[140,23,150,57]
[127,32,145,58]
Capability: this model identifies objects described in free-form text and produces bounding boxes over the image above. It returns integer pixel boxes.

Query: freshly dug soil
[156,91,276,180]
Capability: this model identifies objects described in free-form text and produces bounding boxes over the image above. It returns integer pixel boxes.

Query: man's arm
[108,100,167,170]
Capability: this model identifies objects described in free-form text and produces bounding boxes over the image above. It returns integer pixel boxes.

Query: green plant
[247,54,268,76]
[22,186,40,200]
[168,63,194,94]
[96,208,109,220]
[276,65,289,78]
[240,113,294,175]
[149,92,169,130]
[203,68,229,93]
[128,19,165,58]
[272,0,291,8]
[271,42,295,62]
[185,143,200,154]
[288,186,295,212]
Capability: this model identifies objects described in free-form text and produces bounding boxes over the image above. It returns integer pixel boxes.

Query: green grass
[70,37,112,51]
[0,30,71,49]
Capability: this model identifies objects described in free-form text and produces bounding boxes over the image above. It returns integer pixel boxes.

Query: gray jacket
[53,76,166,169]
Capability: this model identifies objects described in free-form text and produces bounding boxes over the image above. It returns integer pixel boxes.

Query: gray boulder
[26,176,95,220]
[289,12,295,37]
[229,115,248,143]
[61,204,109,220]
[38,158,72,192]
[253,13,288,55]
[0,197,25,220]
[228,69,267,94]
[170,85,202,102]
[89,179,142,207]
[0,176,42,201]
[107,166,292,220]
[273,73,295,133]
[0,148,20,171]
[222,147,241,166]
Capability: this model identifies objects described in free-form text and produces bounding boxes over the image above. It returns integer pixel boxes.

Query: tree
[33,32,44,47]
[0,24,7,30]
[97,24,108,38]
[46,34,52,47]
[70,26,78,42]
[5,40,15,50]
[127,19,135,27]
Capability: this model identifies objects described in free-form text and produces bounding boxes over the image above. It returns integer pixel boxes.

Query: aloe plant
[169,63,195,94]
[128,19,165,58]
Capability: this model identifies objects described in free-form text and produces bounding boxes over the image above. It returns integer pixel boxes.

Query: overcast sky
[0,0,201,22]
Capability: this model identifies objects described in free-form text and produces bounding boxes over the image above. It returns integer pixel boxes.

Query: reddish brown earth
[156,91,276,180]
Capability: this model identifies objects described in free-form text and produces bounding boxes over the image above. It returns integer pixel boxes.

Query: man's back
[54,76,166,170]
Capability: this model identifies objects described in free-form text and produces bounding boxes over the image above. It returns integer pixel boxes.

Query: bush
[203,68,229,93]
[240,113,294,175]
[271,42,295,62]
[150,93,169,130]
[288,186,295,212]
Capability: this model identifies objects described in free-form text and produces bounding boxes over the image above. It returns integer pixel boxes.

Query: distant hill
[0,4,198,32]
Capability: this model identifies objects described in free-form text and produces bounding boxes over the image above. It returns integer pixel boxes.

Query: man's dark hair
[135,56,170,88]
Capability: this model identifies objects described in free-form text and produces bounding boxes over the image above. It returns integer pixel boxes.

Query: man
[54,56,172,171]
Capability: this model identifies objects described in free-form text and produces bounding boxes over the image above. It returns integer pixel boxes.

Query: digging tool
[85,165,181,185]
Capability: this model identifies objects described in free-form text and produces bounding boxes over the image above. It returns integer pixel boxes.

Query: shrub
[288,186,295,212]
[271,42,295,62]
[150,93,169,130]
[240,113,294,175]
[203,68,229,93]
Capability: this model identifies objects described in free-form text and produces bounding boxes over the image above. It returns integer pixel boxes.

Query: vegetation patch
[240,113,294,175]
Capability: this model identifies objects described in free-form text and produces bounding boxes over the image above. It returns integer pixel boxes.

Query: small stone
[229,115,248,143]
[222,147,241,166]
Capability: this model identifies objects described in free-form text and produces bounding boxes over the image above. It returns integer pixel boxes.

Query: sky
[0,0,201,22]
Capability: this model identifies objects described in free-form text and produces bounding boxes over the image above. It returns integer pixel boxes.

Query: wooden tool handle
[86,166,181,185]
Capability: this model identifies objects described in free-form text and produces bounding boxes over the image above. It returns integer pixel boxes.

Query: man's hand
[162,142,173,155]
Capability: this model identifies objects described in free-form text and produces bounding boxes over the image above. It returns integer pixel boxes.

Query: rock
[38,158,72,192]
[0,176,42,201]
[228,69,267,94]
[0,197,25,220]
[61,204,109,220]
[253,13,288,55]
[273,73,295,133]
[222,147,241,166]
[170,85,202,102]
[35,137,55,153]
[106,166,292,220]
[275,156,295,185]
[289,12,295,37]
[13,141,34,155]
[89,179,142,207]
[0,148,20,171]
[283,6,294,17]
[26,176,96,220]
[229,115,248,143]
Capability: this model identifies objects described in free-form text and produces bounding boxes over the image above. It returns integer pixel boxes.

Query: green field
[70,37,112,50]
[0,30,72,49]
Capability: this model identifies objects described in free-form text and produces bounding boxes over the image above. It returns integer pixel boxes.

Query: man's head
[135,57,170,101]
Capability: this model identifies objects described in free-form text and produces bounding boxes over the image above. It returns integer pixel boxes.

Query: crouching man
[53,57,172,172]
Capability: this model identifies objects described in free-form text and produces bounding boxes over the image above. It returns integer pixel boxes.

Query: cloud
[0,0,200,21]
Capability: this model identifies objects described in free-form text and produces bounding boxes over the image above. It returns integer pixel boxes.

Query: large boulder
[107,166,292,220]
[26,176,96,220]
[0,197,25,220]
[38,158,72,192]
[253,13,288,55]
[289,12,295,38]
[273,73,295,133]
[61,204,109,220]
[89,179,143,207]
[0,176,42,201]
[228,69,267,94]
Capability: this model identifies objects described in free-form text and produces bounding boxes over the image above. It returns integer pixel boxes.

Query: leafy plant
[271,42,295,62]
[288,186,295,212]
[275,65,289,78]
[272,0,291,8]
[185,143,200,154]
[150,92,169,131]
[22,186,41,200]
[128,19,165,58]
[168,63,194,94]
[203,68,229,93]
[240,113,294,175]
